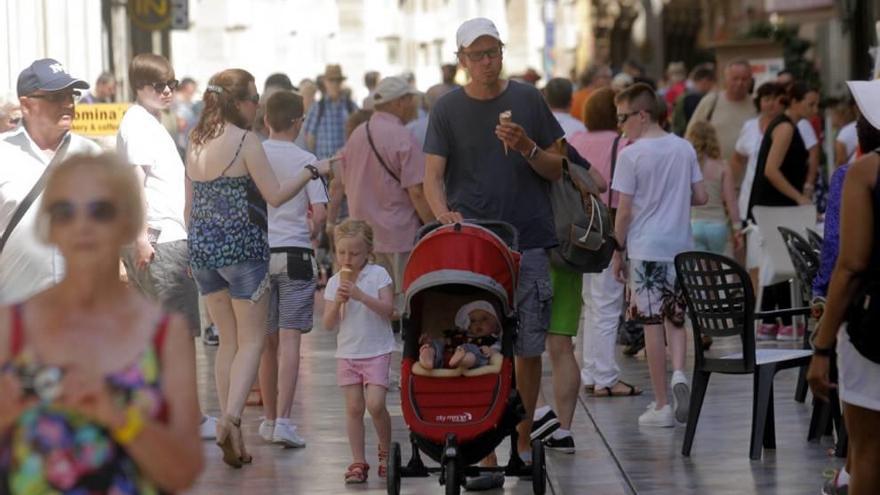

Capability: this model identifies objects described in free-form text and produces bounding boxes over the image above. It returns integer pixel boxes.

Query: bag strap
[0,135,72,255]
[9,304,25,357]
[705,92,720,123]
[365,120,401,184]
[608,135,621,205]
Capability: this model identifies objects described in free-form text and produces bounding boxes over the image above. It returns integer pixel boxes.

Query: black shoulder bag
[365,121,401,184]
[0,135,71,255]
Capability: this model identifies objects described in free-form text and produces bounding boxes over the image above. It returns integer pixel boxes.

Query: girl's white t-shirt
[324,263,396,359]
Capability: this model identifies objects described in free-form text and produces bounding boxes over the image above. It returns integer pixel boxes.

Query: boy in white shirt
[257,90,328,448]
[610,83,708,428]
[116,53,215,438]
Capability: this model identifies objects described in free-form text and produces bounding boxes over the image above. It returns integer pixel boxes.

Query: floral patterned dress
[0,306,170,495]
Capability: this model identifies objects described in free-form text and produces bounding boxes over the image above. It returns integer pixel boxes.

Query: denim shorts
[192,259,270,301]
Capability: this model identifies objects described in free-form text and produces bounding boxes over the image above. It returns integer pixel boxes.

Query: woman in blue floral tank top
[185,68,331,467]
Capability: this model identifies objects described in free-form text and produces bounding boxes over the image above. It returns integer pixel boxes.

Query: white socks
[551,428,571,440]
[276,418,290,427]
[533,405,551,420]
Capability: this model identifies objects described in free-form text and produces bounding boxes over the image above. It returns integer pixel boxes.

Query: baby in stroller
[418,301,502,371]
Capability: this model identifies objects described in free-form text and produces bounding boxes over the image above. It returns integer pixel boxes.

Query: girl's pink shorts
[336,353,392,388]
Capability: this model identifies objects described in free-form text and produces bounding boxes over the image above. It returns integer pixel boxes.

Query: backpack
[549,145,617,273]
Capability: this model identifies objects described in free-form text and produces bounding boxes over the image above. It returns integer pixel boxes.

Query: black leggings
[760,281,793,325]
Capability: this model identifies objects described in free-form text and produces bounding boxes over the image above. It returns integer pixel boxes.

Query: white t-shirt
[735,118,763,221]
[116,104,187,243]
[0,129,101,304]
[262,139,328,248]
[612,133,703,262]
[552,111,587,140]
[324,263,395,359]
[836,121,858,163]
[797,119,818,150]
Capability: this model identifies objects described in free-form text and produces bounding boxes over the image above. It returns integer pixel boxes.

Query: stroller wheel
[531,439,547,495]
[444,457,460,495]
[386,442,401,495]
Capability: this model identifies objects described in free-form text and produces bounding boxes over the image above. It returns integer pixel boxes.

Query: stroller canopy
[403,223,520,317]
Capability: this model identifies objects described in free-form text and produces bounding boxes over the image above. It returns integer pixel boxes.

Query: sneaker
[272,422,306,448]
[530,409,560,441]
[671,371,691,424]
[202,324,219,346]
[777,323,805,342]
[258,419,275,442]
[199,415,217,440]
[543,434,575,454]
[638,404,675,428]
[757,323,778,341]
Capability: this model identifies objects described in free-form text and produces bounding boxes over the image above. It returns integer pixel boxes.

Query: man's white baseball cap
[371,76,420,106]
[456,18,501,50]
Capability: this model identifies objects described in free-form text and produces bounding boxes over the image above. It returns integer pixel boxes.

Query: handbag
[845,278,880,364]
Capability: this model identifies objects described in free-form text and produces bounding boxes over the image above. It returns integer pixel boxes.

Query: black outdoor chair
[675,252,813,460]
[805,228,823,256]
[778,228,847,454]
[778,226,819,403]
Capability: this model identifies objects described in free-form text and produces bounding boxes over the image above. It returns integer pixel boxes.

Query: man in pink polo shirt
[338,76,434,315]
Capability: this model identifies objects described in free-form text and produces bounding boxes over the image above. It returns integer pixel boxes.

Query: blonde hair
[36,153,145,244]
[685,120,722,163]
[334,219,374,254]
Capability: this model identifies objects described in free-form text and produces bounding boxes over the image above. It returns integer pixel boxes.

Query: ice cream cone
[499,110,512,155]
[338,267,355,319]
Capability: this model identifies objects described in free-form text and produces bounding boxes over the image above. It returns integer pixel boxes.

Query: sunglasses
[47,199,118,225]
[27,90,81,103]
[241,93,260,104]
[616,110,642,125]
[460,47,503,62]
[151,79,180,93]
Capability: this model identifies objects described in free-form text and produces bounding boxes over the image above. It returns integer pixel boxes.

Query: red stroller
[386,221,547,495]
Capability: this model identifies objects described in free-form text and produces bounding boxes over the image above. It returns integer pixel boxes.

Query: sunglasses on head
[27,90,81,103]
[47,199,118,225]
[241,93,260,104]
[150,79,179,93]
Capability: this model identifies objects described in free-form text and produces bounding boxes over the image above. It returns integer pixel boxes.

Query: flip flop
[589,381,642,397]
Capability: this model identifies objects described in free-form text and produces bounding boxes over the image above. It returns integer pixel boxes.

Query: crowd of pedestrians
[0,15,879,495]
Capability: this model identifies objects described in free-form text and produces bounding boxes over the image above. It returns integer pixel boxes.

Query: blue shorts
[193,260,269,301]
[692,220,729,255]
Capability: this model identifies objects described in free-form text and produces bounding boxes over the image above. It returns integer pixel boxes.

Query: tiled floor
[186,321,842,494]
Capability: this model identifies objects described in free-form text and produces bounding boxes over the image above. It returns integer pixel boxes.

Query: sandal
[345,462,369,484]
[378,446,388,479]
[216,416,243,469]
[589,380,642,397]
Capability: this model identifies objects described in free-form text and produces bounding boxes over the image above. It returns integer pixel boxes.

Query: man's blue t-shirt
[423,81,564,249]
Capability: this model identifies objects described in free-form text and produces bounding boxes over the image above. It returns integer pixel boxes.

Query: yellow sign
[72,103,131,137]
[130,0,171,31]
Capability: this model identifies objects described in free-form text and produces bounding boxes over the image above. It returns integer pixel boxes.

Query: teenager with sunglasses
[0,153,204,493]
[185,68,333,468]
[116,53,220,442]
[0,58,101,305]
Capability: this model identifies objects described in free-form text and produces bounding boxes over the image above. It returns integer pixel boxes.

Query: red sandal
[378,446,389,479]
[344,462,369,484]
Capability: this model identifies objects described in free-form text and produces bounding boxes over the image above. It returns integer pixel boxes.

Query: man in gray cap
[0,58,101,304]
[423,17,567,467]
[337,76,434,315]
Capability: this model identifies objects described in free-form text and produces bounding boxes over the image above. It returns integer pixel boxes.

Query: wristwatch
[305,164,320,180]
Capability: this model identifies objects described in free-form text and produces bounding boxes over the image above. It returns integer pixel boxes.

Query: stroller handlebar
[415,220,519,251]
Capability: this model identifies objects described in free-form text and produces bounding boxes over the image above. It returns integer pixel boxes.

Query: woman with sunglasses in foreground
[185,69,332,467]
[0,153,204,494]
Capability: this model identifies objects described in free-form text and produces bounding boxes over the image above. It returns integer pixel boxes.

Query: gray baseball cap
[17,58,89,98]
